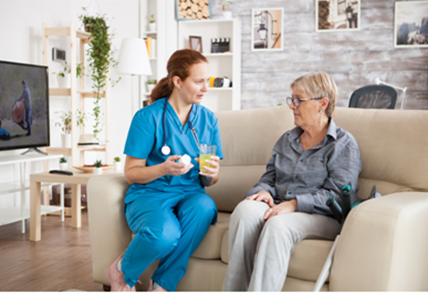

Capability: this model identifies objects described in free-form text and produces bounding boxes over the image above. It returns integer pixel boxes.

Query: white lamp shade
[116,38,152,76]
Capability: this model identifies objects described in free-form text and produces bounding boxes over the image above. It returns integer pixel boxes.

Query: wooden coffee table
[30,169,120,241]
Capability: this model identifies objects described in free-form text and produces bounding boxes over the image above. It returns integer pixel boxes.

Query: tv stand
[21,147,49,156]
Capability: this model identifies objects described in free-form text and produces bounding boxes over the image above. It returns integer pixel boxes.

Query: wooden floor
[0,211,103,291]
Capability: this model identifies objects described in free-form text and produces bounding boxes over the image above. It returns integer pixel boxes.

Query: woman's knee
[231,200,267,224]
[180,193,217,222]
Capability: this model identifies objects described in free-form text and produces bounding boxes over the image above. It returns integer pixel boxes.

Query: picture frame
[394,0,428,48]
[189,35,203,53]
[176,0,212,21]
[315,0,360,32]
[251,8,283,51]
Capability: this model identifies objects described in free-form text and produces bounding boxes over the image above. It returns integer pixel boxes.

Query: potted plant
[149,14,156,31]
[55,110,85,148]
[59,157,68,170]
[221,0,233,19]
[79,8,120,141]
[93,159,103,175]
[147,79,157,93]
[52,61,84,88]
[113,156,121,171]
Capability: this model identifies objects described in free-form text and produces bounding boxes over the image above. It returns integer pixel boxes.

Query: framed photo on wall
[176,0,212,20]
[395,1,428,48]
[189,35,203,53]
[315,0,360,32]
[251,8,283,51]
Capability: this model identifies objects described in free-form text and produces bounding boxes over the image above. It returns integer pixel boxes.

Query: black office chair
[348,85,397,109]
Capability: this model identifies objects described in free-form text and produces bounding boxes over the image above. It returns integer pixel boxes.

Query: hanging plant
[78,8,120,140]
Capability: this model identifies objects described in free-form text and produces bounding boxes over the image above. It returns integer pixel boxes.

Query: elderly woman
[222,72,362,291]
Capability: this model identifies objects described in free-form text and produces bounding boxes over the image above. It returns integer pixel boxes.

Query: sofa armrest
[87,173,131,285]
[330,192,428,291]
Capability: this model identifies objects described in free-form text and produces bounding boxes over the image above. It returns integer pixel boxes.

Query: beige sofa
[88,105,428,291]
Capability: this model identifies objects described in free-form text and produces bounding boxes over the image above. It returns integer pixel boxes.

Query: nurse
[105,49,223,292]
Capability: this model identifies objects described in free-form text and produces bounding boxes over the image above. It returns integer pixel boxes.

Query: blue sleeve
[124,110,156,159]
[211,118,223,160]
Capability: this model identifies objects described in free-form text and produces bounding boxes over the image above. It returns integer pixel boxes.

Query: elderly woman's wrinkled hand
[245,190,274,207]
[263,199,297,221]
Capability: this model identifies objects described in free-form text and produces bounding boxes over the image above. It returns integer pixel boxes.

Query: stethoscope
[161,95,200,156]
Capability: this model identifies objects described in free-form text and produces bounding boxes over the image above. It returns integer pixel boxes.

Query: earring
[319,109,323,114]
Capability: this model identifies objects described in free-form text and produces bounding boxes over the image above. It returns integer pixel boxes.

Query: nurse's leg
[248,212,340,291]
[121,194,182,287]
[152,192,217,291]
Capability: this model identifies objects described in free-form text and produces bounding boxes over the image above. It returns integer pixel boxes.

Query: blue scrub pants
[121,190,217,291]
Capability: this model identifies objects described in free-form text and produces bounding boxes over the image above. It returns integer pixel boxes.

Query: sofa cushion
[192,212,230,260]
[206,165,266,213]
[221,232,333,282]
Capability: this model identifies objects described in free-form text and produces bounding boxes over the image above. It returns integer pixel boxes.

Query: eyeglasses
[286,96,323,108]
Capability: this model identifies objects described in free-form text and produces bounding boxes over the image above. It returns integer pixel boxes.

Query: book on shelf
[144,37,157,58]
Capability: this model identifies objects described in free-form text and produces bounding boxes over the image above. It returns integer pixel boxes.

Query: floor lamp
[116,38,152,116]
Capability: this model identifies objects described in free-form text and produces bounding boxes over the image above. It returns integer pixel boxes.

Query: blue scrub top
[124,97,224,204]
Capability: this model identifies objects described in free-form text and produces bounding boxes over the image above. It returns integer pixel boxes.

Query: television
[0,60,50,154]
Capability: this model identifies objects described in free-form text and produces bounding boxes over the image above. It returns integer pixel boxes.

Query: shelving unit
[139,0,177,107]
[0,154,63,233]
[42,23,110,166]
[178,19,241,111]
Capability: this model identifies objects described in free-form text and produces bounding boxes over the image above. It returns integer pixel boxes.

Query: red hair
[150,49,208,103]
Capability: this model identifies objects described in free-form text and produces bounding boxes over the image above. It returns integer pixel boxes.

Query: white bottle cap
[179,154,191,166]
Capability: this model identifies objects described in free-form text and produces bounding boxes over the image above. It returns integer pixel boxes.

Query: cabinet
[139,0,177,106]
[178,19,241,111]
[42,23,111,166]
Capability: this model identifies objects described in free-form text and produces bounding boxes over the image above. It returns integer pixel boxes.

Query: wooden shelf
[77,145,106,152]
[49,88,106,98]
[46,147,72,156]
[44,27,91,39]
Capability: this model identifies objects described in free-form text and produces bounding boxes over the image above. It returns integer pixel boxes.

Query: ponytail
[149,49,208,104]
[150,77,173,103]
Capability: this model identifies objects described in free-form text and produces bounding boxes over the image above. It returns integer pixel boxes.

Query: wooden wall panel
[210,0,428,110]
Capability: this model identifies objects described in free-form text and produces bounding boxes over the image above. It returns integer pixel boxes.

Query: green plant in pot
[79,8,120,141]
[55,110,85,148]
[147,79,157,93]
[113,156,122,171]
[221,0,233,18]
[93,159,103,174]
[52,61,85,88]
[149,14,156,31]
[59,157,68,170]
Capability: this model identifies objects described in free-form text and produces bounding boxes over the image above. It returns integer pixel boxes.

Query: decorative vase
[149,23,156,32]
[147,84,156,93]
[93,167,103,175]
[59,162,68,171]
[223,11,233,19]
[114,161,122,171]
[57,73,70,88]
[61,133,71,148]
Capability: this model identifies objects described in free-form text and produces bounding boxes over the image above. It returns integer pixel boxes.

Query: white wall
[0,0,139,209]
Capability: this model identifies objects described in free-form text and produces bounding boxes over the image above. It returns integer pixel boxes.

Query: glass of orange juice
[199,144,217,173]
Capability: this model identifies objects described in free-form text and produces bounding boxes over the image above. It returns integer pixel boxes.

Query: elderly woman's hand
[245,190,274,207]
[263,199,297,221]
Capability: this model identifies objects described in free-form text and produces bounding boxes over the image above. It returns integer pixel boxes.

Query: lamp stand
[131,74,135,116]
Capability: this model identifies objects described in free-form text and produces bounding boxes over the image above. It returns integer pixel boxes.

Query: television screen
[0,60,50,151]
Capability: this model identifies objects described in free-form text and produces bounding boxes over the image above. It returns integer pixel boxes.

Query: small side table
[30,169,120,242]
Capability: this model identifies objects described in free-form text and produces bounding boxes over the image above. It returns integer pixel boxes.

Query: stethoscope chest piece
[161,145,171,156]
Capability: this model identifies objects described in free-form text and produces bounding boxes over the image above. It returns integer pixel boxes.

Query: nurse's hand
[162,155,194,176]
[195,156,220,179]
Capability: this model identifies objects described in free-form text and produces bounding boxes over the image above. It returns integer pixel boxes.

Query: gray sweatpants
[222,200,340,291]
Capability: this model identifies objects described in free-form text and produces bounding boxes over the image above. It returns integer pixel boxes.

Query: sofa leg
[103,284,111,292]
